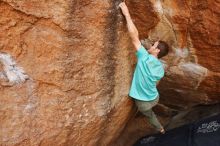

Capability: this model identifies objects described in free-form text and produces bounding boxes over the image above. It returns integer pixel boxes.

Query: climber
[119,2,169,134]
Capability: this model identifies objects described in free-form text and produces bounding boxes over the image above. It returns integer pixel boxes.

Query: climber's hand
[152,41,159,49]
[119,2,130,17]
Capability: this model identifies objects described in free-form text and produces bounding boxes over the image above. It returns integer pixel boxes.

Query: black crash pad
[134,114,220,146]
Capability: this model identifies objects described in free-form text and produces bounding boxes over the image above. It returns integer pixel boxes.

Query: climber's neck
[152,54,158,58]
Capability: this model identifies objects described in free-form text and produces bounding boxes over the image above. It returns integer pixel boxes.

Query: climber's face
[148,41,160,56]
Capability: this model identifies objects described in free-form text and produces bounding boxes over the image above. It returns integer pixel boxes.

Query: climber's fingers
[119,2,125,8]
[119,2,130,16]
[151,41,159,49]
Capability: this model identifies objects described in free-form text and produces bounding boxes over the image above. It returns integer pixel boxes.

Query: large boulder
[0,0,219,146]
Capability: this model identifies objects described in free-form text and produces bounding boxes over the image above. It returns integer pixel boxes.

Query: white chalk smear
[0,52,29,85]
[175,48,189,58]
[179,62,208,89]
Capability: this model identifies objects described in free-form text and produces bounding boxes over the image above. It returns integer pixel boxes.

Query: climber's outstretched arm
[119,2,141,51]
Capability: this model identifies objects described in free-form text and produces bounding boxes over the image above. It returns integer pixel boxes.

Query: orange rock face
[0,0,219,146]
[0,0,133,145]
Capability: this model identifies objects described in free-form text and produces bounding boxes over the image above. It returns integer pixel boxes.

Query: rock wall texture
[0,0,219,146]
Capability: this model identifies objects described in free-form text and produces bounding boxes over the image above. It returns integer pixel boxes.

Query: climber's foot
[159,127,165,134]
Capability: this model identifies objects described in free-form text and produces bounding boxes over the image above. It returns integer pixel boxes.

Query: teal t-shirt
[129,45,164,101]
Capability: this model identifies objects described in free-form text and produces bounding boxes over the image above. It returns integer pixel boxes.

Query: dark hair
[157,41,169,58]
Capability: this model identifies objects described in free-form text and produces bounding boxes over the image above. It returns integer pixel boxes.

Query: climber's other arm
[119,2,141,51]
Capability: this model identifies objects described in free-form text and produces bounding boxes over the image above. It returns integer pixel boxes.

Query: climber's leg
[142,109,163,131]
[134,97,163,132]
